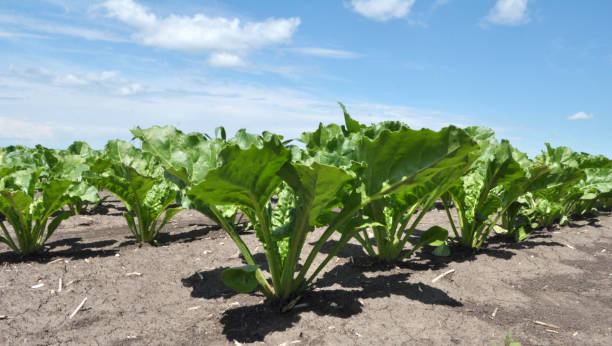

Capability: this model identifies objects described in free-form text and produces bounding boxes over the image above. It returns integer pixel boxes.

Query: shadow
[181,267,240,299]
[315,262,462,306]
[221,303,300,342]
[221,275,460,343]
[310,239,365,259]
[568,216,603,229]
[46,237,117,251]
[117,224,223,247]
[83,197,128,216]
[0,237,119,264]
[155,225,220,244]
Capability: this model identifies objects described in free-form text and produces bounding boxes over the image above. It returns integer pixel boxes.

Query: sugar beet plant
[133,126,359,301]
[85,140,182,244]
[300,106,479,261]
[0,167,72,254]
[130,125,251,255]
[38,141,106,215]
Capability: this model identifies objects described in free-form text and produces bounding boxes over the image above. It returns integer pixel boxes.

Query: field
[1,193,610,346]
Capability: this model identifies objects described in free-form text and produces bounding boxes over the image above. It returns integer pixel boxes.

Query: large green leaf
[280,162,354,226]
[355,126,477,202]
[187,137,289,211]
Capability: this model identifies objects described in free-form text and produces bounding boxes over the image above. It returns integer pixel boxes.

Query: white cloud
[291,47,361,59]
[484,0,529,26]
[349,0,416,21]
[99,0,300,62]
[206,53,246,68]
[53,74,89,86]
[0,31,49,39]
[0,14,126,42]
[118,83,143,95]
[567,111,594,120]
[6,67,144,96]
[0,64,472,149]
[0,117,55,141]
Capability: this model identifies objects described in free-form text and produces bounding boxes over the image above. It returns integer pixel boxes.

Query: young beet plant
[85,140,182,244]
[186,136,368,301]
[441,138,583,248]
[300,106,479,261]
[39,142,105,215]
[0,168,72,254]
[130,125,252,254]
[356,126,477,260]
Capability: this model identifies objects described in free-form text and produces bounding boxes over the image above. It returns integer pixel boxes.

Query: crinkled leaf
[131,125,225,185]
[356,126,478,202]
[187,137,289,212]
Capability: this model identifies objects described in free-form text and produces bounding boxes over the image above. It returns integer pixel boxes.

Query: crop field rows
[1,106,611,345]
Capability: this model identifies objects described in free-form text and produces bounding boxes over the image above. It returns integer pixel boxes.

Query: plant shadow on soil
[182,267,241,300]
[218,270,462,343]
[117,224,220,247]
[0,224,221,264]
[215,226,572,343]
[0,237,119,264]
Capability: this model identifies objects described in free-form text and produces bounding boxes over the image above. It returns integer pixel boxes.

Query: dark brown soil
[1,195,611,345]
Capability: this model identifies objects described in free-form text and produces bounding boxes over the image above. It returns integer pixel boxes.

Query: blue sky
[0,0,610,157]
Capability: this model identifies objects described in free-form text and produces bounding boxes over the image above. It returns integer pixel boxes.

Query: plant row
[1,104,611,304]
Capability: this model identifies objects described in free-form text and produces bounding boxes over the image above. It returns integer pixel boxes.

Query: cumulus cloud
[484,0,529,26]
[567,111,594,120]
[98,0,300,65]
[349,0,416,21]
[290,47,360,59]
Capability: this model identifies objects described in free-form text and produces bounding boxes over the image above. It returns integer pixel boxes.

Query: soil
[0,194,611,346]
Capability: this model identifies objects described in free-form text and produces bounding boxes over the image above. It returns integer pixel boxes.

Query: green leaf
[221,265,261,293]
[433,243,451,257]
[45,212,71,241]
[464,126,497,147]
[187,137,289,212]
[131,125,225,185]
[280,162,354,226]
[356,126,478,201]
[338,102,364,134]
[415,226,449,249]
